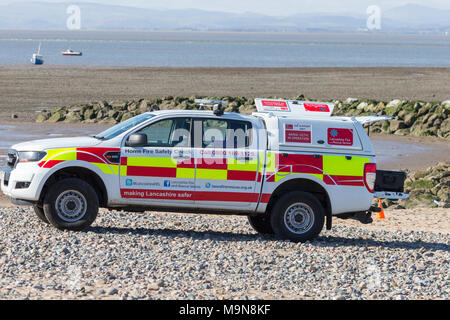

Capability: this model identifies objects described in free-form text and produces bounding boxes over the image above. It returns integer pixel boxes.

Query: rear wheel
[248,214,274,235]
[43,178,99,231]
[33,205,49,224]
[270,191,324,242]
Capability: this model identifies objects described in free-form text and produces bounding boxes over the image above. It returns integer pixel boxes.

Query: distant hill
[384,4,450,28]
[0,1,449,32]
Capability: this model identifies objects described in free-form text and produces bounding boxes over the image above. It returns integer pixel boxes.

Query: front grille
[7,149,18,168]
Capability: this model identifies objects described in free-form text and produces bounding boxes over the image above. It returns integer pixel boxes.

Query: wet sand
[370,133,450,171]
[1,66,450,120]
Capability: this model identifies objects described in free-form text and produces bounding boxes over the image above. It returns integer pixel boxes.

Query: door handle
[173,155,190,160]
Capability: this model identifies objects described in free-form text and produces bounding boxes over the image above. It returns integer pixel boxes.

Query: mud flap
[326,212,332,230]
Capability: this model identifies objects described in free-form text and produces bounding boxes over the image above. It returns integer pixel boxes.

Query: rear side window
[200,119,252,148]
[136,118,191,147]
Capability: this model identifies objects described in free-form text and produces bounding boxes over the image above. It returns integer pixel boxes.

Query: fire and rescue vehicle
[0,99,409,242]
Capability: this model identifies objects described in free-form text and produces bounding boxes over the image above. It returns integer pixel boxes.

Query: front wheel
[43,178,99,231]
[248,214,274,234]
[33,205,49,224]
[270,191,324,242]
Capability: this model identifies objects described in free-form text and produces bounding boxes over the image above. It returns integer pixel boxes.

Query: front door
[119,117,196,206]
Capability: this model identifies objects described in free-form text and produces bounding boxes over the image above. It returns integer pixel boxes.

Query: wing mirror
[126,133,147,147]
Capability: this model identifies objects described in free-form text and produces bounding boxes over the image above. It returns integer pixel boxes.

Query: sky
[3,0,450,16]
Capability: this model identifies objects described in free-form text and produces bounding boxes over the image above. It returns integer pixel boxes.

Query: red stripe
[126,166,177,178]
[338,181,364,186]
[121,189,193,200]
[77,147,119,162]
[120,189,263,203]
[76,152,104,163]
[120,157,127,166]
[196,158,227,170]
[331,175,363,181]
[330,175,364,186]
[323,175,335,185]
[278,165,292,173]
[260,193,271,203]
[227,170,257,181]
[291,165,323,174]
[265,174,275,182]
[77,147,120,154]
[278,154,323,169]
[39,160,64,168]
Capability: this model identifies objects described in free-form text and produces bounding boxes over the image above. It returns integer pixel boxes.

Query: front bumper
[1,165,42,202]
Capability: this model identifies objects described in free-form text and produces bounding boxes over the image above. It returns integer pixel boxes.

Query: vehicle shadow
[87,225,450,252]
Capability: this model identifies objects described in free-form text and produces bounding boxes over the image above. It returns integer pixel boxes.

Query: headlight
[18,151,47,163]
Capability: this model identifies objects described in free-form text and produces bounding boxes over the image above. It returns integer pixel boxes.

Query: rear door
[119,116,196,206]
[192,117,261,210]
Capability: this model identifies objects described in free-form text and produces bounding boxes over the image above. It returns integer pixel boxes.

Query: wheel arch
[265,178,333,230]
[39,166,108,207]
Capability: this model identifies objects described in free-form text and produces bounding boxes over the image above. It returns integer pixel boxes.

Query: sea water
[0,30,449,67]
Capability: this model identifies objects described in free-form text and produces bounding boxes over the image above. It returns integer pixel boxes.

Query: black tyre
[270,191,324,242]
[43,178,99,231]
[248,214,274,235]
[33,205,49,224]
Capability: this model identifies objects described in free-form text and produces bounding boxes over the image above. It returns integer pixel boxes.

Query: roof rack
[194,99,227,116]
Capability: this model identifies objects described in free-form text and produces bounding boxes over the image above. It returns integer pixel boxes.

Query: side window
[202,119,227,148]
[201,119,252,148]
[137,118,191,147]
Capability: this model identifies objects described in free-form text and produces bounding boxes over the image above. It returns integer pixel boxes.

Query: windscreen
[94,113,154,140]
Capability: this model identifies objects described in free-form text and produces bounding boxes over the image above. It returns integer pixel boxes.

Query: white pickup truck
[0,99,408,242]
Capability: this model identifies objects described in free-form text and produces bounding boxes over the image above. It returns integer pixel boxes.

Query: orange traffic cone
[375,199,385,220]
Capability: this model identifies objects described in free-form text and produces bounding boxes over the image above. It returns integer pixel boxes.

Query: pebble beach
[0,207,448,300]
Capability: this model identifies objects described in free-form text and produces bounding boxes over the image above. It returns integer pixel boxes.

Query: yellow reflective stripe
[196,169,227,180]
[274,172,323,182]
[323,156,370,176]
[127,157,177,168]
[266,153,276,172]
[44,148,77,161]
[120,166,127,176]
[94,163,119,175]
[227,157,258,172]
[259,152,265,174]
[176,168,195,179]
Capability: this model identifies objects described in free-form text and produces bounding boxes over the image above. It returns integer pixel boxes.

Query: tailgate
[374,170,409,199]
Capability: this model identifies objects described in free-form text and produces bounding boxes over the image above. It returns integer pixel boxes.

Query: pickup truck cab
[0,99,408,242]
